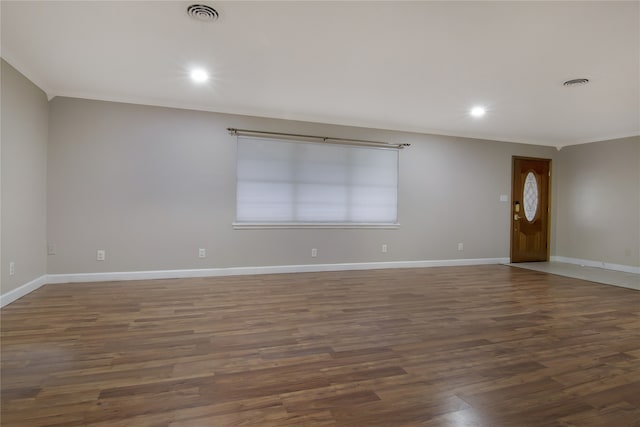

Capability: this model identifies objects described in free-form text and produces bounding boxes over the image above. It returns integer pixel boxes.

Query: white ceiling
[2,1,639,147]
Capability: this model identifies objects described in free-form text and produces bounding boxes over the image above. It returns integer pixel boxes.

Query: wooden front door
[511,157,551,263]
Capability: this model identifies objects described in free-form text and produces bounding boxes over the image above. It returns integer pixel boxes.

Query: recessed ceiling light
[190,68,209,83]
[470,106,486,117]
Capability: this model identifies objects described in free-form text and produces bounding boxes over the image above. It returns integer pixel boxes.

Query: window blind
[236,136,398,224]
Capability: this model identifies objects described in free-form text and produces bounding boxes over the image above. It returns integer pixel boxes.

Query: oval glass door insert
[523,171,538,222]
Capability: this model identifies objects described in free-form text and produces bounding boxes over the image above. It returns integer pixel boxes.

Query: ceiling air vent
[187,4,219,22]
[562,78,589,87]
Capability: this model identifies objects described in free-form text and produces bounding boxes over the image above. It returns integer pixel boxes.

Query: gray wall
[47,97,557,274]
[1,59,48,293]
[555,136,640,267]
[4,64,637,285]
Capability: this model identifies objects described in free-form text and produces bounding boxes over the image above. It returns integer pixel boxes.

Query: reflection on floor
[509,261,640,291]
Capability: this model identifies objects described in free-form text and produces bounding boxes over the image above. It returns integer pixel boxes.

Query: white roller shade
[236,136,398,224]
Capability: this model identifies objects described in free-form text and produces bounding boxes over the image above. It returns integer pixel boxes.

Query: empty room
[1,1,639,426]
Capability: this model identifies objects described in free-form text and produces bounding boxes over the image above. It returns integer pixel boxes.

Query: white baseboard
[2,258,509,307]
[45,258,509,283]
[550,256,640,274]
[0,275,48,308]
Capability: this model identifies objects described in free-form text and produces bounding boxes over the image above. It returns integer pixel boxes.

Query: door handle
[514,214,521,221]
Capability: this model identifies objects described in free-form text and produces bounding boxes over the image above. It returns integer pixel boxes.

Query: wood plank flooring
[1,265,639,426]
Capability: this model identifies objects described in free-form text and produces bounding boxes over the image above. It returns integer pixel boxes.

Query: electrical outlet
[457,243,464,251]
[381,244,388,253]
[97,250,106,261]
[47,244,56,255]
[9,262,15,276]
[198,248,206,258]
[311,248,317,258]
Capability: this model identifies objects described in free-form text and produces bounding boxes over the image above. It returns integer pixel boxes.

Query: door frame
[510,156,552,263]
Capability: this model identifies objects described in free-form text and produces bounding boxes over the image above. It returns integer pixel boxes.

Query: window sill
[232,222,400,230]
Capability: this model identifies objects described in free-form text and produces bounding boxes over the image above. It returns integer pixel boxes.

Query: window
[235,136,399,227]
[523,171,539,222]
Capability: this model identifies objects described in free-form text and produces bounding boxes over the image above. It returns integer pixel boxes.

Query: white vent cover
[187,4,219,22]
[563,78,589,87]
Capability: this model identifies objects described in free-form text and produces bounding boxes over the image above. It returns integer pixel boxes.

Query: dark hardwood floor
[1,265,639,426]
